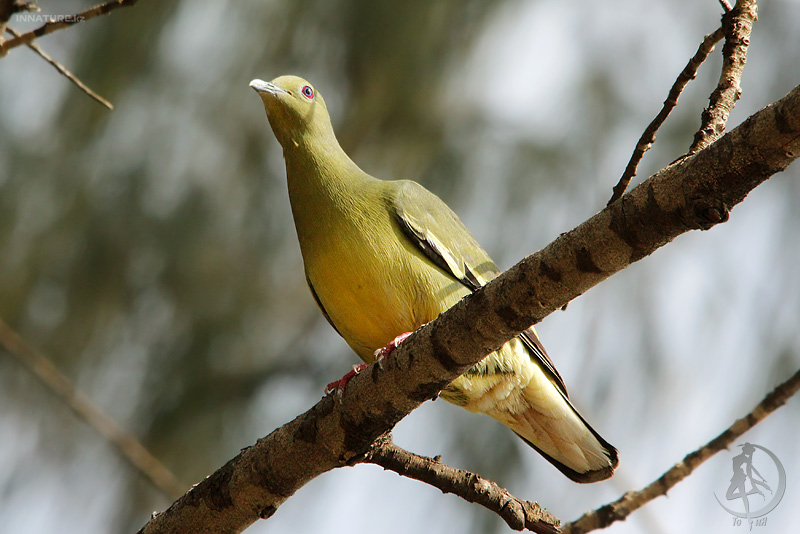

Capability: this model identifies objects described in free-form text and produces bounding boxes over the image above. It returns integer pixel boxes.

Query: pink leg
[325,364,368,397]
[325,332,414,398]
[373,331,413,363]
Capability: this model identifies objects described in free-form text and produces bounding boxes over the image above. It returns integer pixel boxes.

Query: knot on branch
[692,198,730,230]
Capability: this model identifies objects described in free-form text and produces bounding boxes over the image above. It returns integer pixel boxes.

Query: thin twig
[363,434,560,533]
[0,0,138,56]
[5,26,113,109]
[608,27,724,205]
[0,316,184,499]
[0,0,37,37]
[561,367,800,534]
[688,0,757,154]
[0,0,15,31]
[719,0,733,12]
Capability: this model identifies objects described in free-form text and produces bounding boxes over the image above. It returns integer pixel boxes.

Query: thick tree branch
[608,27,724,205]
[689,0,757,154]
[561,367,800,534]
[137,83,800,534]
[0,0,138,57]
[363,434,559,533]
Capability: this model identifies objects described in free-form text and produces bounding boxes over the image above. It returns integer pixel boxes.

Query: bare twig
[562,367,800,534]
[719,0,733,12]
[5,27,113,109]
[0,0,138,57]
[0,0,37,37]
[608,27,724,205]
[0,0,15,29]
[363,434,559,533]
[688,0,757,154]
[0,317,184,499]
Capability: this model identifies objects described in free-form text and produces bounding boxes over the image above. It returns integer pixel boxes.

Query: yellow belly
[304,221,466,362]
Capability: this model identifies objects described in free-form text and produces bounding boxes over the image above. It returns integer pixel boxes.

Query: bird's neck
[282,133,377,252]
[283,132,367,199]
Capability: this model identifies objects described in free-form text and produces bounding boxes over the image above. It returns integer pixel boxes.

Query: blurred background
[1,0,799,532]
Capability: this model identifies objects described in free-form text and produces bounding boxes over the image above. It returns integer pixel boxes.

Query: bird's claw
[325,331,413,398]
[325,364,368,398]
[373,332,413,367]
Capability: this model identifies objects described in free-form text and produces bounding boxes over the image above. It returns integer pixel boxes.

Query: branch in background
[363,434,559,533]
[0,0,14,30]
[608,27,724,205]
[0,0,138,56]
[4,26,113,109]
[0,0,36,37]
[689,0,757,154]
[137,83,800,534]
[562,367,800,534]
[0,317,184,500]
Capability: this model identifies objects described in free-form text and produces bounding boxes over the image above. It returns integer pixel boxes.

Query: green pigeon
[250,75,618,482]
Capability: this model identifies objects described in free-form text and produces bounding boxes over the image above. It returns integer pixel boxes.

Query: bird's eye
[301,85,314,100]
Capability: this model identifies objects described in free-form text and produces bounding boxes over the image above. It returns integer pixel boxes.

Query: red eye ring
[301,85,314,99]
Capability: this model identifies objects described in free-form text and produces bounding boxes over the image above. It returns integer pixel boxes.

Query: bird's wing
[389,180,568,396]
[390,180,498,291]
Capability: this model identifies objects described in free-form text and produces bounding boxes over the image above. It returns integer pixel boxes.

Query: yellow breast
[303,213,464,362]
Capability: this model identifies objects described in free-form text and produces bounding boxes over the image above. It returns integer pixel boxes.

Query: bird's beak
[249,79,289,96]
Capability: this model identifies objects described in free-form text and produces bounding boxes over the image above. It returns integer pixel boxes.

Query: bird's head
[249,75,334,149]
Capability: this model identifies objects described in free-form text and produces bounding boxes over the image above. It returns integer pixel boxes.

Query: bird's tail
[448,334,617,483]
[499,382,618,483]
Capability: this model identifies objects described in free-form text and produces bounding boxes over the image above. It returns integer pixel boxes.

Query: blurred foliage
[1,1,800,533]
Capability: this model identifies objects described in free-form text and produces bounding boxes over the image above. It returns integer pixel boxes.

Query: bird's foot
[373,332,413,367]
[325,364,368,397]
[325,331,414,397]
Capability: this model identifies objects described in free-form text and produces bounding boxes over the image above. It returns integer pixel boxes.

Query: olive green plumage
[250,75,618,482]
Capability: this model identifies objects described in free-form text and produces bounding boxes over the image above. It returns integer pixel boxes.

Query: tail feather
[482,341,618,482]
[480,380,618,482]
[449,336,618,483]
[493,373,618,483]
[510,392,618,483]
